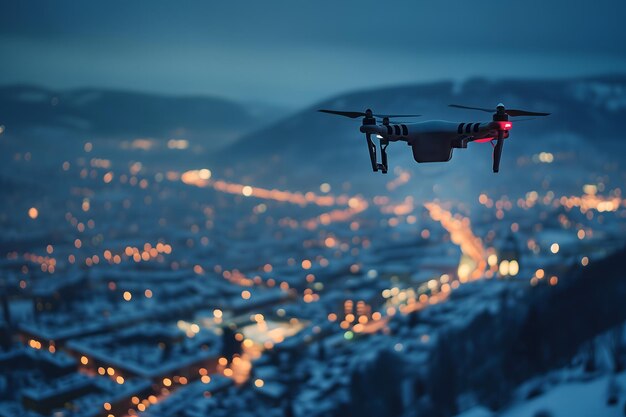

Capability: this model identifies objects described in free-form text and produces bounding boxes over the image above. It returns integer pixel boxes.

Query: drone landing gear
[365,133,388,174]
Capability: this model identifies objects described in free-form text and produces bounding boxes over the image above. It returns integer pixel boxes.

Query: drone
[318,103,550,173]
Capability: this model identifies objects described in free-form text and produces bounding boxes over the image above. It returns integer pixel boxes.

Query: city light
[424,202,487,280]
[3,70,625,417]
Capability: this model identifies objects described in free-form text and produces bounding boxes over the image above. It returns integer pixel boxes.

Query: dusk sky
[2,0,625,106]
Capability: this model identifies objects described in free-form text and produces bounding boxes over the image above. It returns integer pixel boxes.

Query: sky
[1,0,626,107]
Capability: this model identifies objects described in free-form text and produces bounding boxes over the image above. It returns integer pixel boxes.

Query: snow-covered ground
[458,372,626,417]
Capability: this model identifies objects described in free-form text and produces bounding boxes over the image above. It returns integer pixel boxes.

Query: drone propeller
[505,109,551,117]
[511,117,537,122]
[318,109,421,119]
[448,104,493,113]
[448,103,550,118]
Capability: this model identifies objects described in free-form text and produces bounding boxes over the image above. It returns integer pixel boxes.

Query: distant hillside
[0,85,282,146]
[215,75,626,195]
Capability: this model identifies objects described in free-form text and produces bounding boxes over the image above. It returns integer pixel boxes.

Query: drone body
[361,119,511,164]
[319,104,549,173]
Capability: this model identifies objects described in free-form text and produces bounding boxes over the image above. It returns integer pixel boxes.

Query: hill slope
[0,85,278,147]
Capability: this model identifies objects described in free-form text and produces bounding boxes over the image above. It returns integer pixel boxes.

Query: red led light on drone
[501,122,512,130]
[475,137,494,143]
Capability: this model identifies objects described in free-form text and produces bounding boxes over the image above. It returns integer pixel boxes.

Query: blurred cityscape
[1,76,626,417]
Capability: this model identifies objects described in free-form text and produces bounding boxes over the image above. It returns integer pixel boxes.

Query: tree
[221,325,242,361]
[348,349,406,417]
[609,325,624,373]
